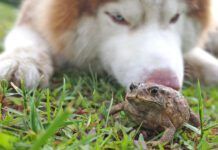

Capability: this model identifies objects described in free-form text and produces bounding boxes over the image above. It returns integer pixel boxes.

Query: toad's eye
[148,86,159,96]
[170,13,180,24]
[105,12,129,25]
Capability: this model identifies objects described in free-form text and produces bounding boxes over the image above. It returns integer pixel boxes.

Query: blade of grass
[70,134,102,148]
[57,78,66,113]
[105,95,114,127]
[0,102,2,120]
[184,123,201,135]
[29,92,43,133]
[11,81,28,113]
[21,80,28,111]
[99,129,112,148]
[10,82,22,96]
[86,114,92,127]
[197,81,204,138]
[133,122,143,139]
[46,89,51,124]
[203,123,218,131]
[196,81,210,150]
[88,65,98,90]
[0,80,9,95]
[31,107,72,150]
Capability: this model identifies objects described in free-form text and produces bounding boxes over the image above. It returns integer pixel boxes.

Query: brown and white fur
[0,0,218,90]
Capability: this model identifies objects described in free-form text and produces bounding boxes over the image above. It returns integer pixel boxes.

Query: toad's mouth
[126,95,163,106]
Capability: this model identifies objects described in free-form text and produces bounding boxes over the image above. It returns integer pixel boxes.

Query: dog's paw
[0,56,50,89]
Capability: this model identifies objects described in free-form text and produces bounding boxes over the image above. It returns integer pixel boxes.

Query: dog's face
[58,0,210,90]
[84,0,209,90]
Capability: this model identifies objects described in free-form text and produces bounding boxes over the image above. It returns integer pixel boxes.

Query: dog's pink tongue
[146,69,180,91]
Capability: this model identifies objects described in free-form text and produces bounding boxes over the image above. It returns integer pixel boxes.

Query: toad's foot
[189,110,200,127]
[159,117,176,144]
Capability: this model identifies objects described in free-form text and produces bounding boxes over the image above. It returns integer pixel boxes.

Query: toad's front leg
[147,117,176,146]
[158,117,176,144]
[109,102,125,115]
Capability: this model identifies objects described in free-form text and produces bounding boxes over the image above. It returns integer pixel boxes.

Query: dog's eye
[170,13,180,24]
[105,12,129,25]
[148,86,159,96]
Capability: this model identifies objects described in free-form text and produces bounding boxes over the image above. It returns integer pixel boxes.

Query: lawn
[0,1,217,150]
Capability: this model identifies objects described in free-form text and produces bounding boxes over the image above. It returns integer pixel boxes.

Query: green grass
[0,1,18,52]
[0,2,218,150]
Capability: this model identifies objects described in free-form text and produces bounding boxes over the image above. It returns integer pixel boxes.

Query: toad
[110,83,200,144]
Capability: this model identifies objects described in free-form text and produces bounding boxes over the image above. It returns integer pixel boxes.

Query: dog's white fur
[0,0,218,89]
[1,26,53,88]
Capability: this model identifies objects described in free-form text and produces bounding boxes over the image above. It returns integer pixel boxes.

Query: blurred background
[0,0,21,52]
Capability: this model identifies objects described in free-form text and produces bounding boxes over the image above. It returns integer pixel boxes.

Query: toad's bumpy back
[165,94,191,128]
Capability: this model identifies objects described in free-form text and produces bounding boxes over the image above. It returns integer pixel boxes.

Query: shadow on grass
[0,0,21,7]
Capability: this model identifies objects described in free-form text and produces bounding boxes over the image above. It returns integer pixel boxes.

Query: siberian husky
[0,0,218,90]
